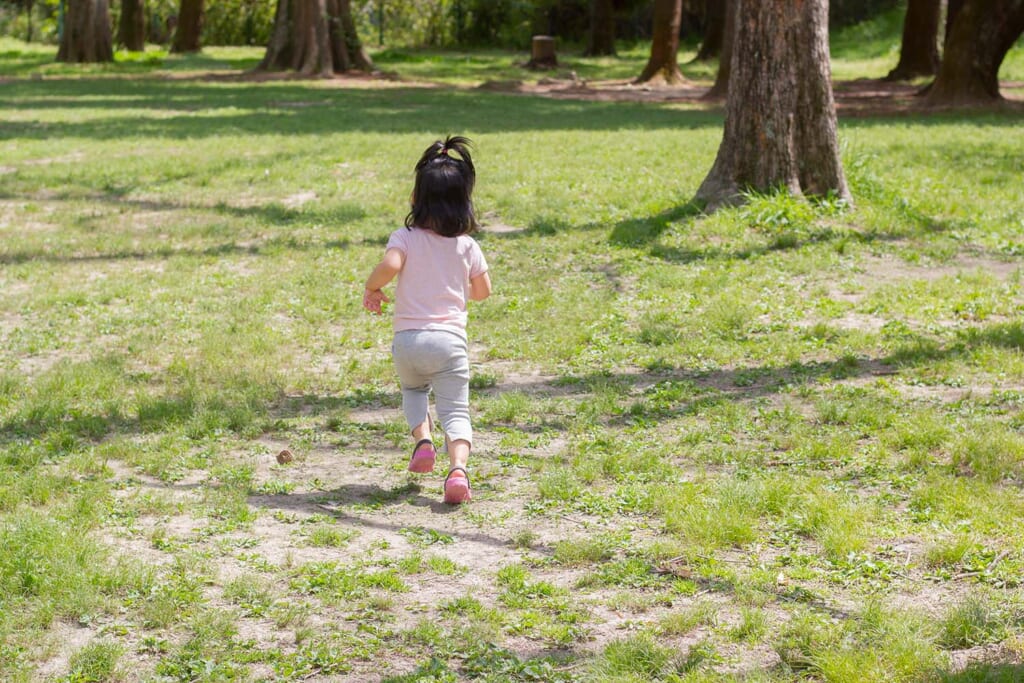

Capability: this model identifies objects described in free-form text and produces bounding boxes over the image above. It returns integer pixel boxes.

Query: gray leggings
[392,329,472,445]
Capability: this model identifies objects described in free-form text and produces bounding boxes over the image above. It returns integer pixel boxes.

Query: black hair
[404,135,478,237]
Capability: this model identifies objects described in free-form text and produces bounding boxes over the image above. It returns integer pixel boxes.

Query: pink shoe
[408,439,436,474]
[443,467,472,504]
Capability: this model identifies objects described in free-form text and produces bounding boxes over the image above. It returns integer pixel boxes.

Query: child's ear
[409,192,414,206]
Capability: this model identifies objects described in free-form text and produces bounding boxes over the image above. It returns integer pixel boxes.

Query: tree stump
[527,35,557,69]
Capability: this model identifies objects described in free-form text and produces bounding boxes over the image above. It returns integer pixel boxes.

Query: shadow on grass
[481,175,962,261]
[0,78,723,140]
[939,663,1024,682]
[7,320,1022,454]
[479,320,1024,425]
[248,486,517,550]
[0,236,362,265]
[0,191,375,264]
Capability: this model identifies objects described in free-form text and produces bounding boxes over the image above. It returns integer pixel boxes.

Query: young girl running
[363,136,492,505]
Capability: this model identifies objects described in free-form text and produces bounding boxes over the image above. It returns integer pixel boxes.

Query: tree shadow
[938,662,1024,682]
[0,78,724,141]
[0,191,372,265]
[480,320,1024,425]
[4,314,1020,455]
[607,202,703,246]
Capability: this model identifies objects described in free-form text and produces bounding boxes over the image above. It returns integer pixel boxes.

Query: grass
[2,13,1024,682]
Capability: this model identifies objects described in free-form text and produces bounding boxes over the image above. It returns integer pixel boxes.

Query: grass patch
[3,31,1024,681]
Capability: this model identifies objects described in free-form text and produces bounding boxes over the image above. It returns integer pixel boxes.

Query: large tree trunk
[585,0,616,56]
[259,0,372,75]
[636,0,685,84]
[56,0,113,62]
[885,0,940,80]
[945,0,966,46]
[694,0,850,210]
[703,0,735,98]
[695,0,725,61]
[117,0,146,51]
[171,0,202,53]
[925,0,1024,105]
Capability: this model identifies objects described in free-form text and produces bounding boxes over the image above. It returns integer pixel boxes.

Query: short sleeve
[386,229,409,254]
[468,239,488,279]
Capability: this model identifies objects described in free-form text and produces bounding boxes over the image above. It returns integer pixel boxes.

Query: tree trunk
[703,0,735,98]
[945,0,966,46]
[171,0,202,53]
[636,0,685,84]
[695,0,725,61]
[925,0,1024,105]
[259,0,372,75]
[117,0,146,51]
[694,0,850,210]
[26,0,35,42]
[585,0,616,56]
[885,0,940,80]
[56,0,113,62]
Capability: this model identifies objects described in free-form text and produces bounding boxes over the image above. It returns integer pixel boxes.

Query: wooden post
[527,34,557,69]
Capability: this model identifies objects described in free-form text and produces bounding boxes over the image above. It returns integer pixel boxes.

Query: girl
[363,136,492,505]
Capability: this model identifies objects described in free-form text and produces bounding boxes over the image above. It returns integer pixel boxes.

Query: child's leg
[392,333,434,440]
[431,337,472,471]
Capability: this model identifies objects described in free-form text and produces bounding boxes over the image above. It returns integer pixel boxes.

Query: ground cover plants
[2,24,1024,683]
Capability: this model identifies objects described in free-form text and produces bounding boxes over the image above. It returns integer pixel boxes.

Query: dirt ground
[476,75,1024,116]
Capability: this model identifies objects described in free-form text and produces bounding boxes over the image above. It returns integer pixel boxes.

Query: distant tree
[636,0,684,84]
[703,0,734,98]
[259,0,373,75]
[171,0,203,53]
[925,0,1024,104]
[695,0,850,209]
[585,0,616,56]
[118,0,146,51]
[57,0,114,62]
[25,0,36,42]
[694,0,724,61]
[885,0,940,80]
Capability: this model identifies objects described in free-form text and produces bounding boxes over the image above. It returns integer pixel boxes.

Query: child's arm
[363,248,404,314]
[468,271,492,302]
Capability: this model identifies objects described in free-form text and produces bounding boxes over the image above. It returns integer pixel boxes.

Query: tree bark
[636,0,685,84]
[885,0,940,80]
[56,0,113,62]
[945,0,966,46]
[259,0,372,75]
[694,0,850,210]
[117,0,146,51]
[703,0,735,98]
[585,0,616,56]
[925,0,1024,104]
[171,0,203,53]
[695,0,725,61]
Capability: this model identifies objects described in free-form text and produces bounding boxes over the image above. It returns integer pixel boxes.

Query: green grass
[2,17,1024,681]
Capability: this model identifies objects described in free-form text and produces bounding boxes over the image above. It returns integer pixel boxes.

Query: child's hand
[363,288,389,315]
